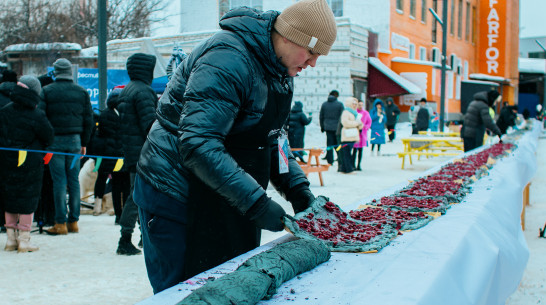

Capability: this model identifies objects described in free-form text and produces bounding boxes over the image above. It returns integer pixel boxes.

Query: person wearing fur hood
[338,97,363,173]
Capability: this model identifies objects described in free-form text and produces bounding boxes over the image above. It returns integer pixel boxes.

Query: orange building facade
[377,0,519,119]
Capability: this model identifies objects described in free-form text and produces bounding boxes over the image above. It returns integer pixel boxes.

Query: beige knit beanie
[274,0,337,55]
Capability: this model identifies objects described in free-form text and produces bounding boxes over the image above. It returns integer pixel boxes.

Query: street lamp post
[98,0,107,111]
[429,3,448,132]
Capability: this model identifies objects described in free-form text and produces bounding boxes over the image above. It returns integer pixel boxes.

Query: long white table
[138,122,541,305]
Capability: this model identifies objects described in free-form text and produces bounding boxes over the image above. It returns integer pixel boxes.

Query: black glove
[247,195,286,232]
[288,184,315,214]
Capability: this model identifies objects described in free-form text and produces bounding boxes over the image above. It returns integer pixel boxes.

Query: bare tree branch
[0,0,170,50]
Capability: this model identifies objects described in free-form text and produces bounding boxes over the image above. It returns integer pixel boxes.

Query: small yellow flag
[18,150,27,167]
[335,145,342,151]
[113,159,124,172]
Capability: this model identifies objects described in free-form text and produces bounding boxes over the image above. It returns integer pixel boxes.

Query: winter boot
[93,198,103,216]
[17,231,39,253]
[67,221,79,233]
[116,233,141,255]
[46,223,68,235]
[4,228,18,251]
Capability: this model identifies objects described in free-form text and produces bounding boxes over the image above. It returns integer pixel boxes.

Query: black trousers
[387,124,396,141]
[325,130,338,165]
[119,171,139,235]
[463,137,479,152]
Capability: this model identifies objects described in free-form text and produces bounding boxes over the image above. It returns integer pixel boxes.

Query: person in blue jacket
[370,99,386,156]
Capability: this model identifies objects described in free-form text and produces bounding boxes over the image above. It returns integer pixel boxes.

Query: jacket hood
[291,101,303,112]
[219,8,288,77]
[0,81,15,97]
[127,53,156,85]
[106,88,123,109]
[327,95,338,102]
[10,85,39,109]
[373,98,384,108]
[473,91,489,105]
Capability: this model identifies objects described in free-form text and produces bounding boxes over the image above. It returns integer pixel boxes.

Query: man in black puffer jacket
[319,90,344,165]
[134,0,337,293]
[288,101,312,162]
[116,53,158,255]
[462,90,502,152]
[42,58,94,235]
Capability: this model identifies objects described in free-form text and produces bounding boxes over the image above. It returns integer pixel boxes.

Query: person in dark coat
[288,101,312,162]
[134,0,337,293]
[384,97,400,142]
[0,70,17,231]
[319,90,344,165]
[415,98,430,133]
[116,53,158,256]
[496,105,518,135]
[462,90,502,152]
[91,88,130,223]
[0,76,54,252]
[42,58,94,235]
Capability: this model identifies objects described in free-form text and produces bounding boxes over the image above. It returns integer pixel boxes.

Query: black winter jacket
[92,89,124,172]
[137,8,309,221]
[0,82,15,108]
[385,102,401,126]
[462,92,502,139]
[0,85,54,214]
[288,101,312,149]
[41,79,93,146]
[496,106,518,135]
[416,107,430,132]
[319,95,344,132]
[117,53,157,169]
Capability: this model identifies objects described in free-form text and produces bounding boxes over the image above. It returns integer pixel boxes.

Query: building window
[419,46,427,60]
[529,52,546,59]
[409,43,416,59]
[421,0,427,23]
[457,0,463,38]
[410,0,416,18]
[465,1,471,41]
[450,0,455,35]
[471,5,477,43]
[219,0,263,19]
[397,0,404,12]
[326,0,343,17]
[431,0,438,43]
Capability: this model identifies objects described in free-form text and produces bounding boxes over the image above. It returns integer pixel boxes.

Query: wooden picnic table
[398,136,464,169]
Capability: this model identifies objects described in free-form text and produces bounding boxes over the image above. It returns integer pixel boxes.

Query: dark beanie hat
[487,90,500,106]
[53,58,73,80]
[2,70,17,83]
[18,75,42,95]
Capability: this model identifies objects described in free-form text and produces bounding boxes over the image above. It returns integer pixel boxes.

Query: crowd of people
[0,53,158,256]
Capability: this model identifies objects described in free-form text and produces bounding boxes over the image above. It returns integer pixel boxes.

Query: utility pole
[98,0,107,110]
[429,1,448,132]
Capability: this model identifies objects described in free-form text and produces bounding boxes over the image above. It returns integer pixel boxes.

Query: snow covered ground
[0,121,543,304]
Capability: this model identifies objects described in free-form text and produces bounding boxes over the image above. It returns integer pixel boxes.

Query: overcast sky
[153,0,546,38]
[520,0,546,38]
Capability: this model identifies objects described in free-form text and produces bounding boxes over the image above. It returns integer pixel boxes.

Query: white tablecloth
[139,122,541,305]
